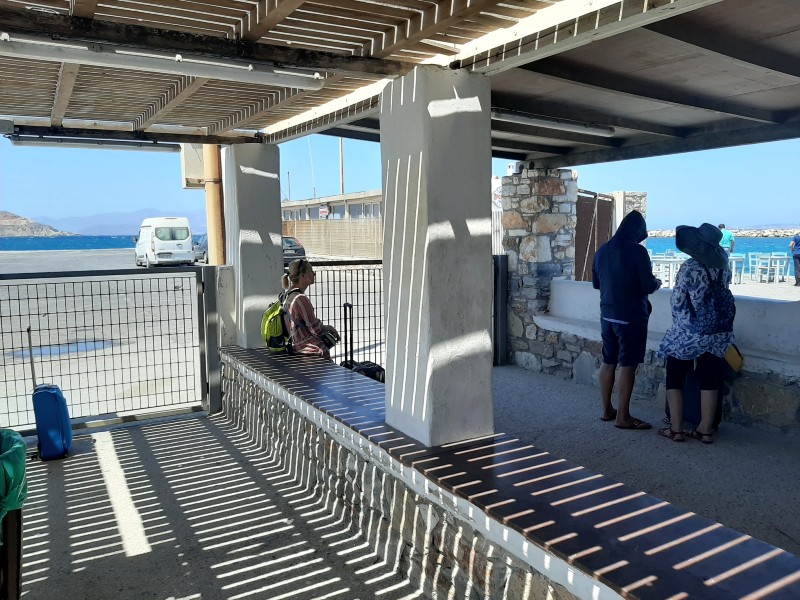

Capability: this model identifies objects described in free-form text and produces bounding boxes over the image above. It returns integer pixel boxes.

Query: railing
[0,268,207,430]
[303,260,384,366]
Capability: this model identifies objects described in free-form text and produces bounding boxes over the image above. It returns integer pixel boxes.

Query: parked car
[194,234,208,263]
[134,217,194,267]
[282,236,306,265]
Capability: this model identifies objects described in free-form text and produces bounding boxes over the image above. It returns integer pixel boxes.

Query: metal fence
[303,260,384,366]
[0,268,206,429]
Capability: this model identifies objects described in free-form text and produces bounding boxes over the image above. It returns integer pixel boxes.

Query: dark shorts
[665,354,725,390]
[600,319,648,367]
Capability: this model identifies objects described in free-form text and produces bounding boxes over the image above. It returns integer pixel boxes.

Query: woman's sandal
[688,429,714,444]
[657,427,685,442]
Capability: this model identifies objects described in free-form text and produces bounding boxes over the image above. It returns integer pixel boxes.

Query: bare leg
[615,366,638,425]
[599,362,616,420]
[698,390,717,437]
[666,389,684,432]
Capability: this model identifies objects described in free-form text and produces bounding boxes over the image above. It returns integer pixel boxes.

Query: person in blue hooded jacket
[592,210,662,429]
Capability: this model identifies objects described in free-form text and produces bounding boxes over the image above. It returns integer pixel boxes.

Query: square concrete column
[221,144,284,348]
[380,66,494,446]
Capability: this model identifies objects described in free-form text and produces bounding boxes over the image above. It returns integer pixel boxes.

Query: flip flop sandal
[615,418,652,430]
[688,429,714,444]
[658,427,685,442]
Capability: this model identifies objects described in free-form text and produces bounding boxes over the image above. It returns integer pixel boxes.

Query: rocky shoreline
[648,228,800,238]
[0,211,75,237]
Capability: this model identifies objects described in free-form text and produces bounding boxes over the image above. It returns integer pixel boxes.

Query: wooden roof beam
[364,0,500,59]
[520,58,780,124]
[71,0,99,19]
[0,7,409,78]
[240,0,309,43]
[11,125,259,145]
[51,62,80,127]
[136,77,209,131]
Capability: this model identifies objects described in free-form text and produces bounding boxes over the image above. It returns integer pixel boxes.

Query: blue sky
[1,134,797,230]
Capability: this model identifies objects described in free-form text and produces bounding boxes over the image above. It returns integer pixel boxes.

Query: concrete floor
[492,365,800,557]
[20,415,425,600]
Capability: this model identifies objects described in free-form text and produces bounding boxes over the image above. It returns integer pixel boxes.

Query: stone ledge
[532,314,799,379]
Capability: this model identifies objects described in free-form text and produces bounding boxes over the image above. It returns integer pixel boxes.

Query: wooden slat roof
[1,0,799,166]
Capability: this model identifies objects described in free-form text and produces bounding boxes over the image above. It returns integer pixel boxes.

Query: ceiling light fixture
[0,33,325,90]
[6,135,181,152]
[491,108,615,137]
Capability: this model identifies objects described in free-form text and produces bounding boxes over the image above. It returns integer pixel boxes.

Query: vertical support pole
[204,144,226,265]
[202,265,222,413]
[493,254,508,366]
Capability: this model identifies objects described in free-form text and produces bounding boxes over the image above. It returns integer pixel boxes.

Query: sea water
[647,236,796,275]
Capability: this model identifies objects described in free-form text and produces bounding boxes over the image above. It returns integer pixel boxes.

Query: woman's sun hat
[675,223,729,268]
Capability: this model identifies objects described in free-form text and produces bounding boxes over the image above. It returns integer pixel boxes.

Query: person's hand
[655,278,663,289]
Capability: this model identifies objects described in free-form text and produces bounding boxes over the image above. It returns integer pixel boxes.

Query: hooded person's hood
[613,210,648,244]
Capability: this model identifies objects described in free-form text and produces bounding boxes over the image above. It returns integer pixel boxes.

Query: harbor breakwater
[649,228,800,238]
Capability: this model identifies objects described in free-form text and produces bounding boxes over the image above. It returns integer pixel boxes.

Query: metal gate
[575,191,614,282]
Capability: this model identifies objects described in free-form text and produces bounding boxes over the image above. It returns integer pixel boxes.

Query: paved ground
[492,365,800,557]
[21,414,425,600]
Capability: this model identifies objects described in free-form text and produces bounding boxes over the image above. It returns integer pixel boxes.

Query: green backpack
[261,289,300,354]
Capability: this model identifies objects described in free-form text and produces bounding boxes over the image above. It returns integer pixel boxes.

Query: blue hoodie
[592,210,661,325]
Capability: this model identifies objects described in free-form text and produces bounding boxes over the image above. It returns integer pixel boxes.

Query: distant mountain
[0,211,76,237]
[34,208,208,236]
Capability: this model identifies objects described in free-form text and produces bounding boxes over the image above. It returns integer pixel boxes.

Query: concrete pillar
[503,168,578,370]
[220,144,284,348]
[611,191,648,232]
[380,66,493,447]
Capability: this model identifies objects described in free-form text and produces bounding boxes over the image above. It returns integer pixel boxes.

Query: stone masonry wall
[503,168,578,357]
[513,329,800,430]
[221,357,579,600]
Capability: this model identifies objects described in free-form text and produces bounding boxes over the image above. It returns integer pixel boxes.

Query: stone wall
[221,358,579,600]
[503,168,578,353]
[514,327,800,430]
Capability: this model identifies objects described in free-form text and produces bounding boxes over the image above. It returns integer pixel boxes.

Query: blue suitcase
[27,327,72,460]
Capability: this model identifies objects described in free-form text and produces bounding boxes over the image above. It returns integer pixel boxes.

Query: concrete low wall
[221,355,604,600]
[517,279,800,429]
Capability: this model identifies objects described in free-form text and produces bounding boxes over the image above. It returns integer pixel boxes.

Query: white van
[134,217,194,267]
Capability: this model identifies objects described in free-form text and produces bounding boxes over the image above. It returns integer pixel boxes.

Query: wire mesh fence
[0,269,205,429]
[303,260,384,366]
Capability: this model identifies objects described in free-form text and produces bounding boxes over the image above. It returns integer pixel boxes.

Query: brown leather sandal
[688,429,713,444]
[658,427,684,442]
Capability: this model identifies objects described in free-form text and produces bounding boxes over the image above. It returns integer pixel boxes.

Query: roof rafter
[51,62,80,127]
[364,0,500,59]
[0,7,409,78]
[71,0,99,19]
[210,73,347,134]
[643,20,800,80]
[451,0,725,75]
[533,120,800,168]
[240,0,309,43]
[136,77,210,131]
[491,92,685,137]
[520,59,780,124]
[11,125,259,145]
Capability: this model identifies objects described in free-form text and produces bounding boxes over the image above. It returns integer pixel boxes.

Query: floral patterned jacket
[658,258,734,360]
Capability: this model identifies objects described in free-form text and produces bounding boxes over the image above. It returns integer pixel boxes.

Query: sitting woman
[658,223,735,444]
[282,259,339,359]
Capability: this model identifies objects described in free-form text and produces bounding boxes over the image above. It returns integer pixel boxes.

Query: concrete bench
[221,346,800,599]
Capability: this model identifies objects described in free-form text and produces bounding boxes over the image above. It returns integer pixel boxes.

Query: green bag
[0,429,27,525]
[261,288,301,354]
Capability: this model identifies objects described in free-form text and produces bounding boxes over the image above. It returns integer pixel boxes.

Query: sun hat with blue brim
[675,223,728,269]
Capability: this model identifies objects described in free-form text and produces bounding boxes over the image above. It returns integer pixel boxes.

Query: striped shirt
[284,292,327,357]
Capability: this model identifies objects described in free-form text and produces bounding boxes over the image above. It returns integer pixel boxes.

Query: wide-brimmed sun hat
[675,223,728,268]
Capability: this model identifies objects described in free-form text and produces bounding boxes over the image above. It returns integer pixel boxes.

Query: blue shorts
[601,319,648,367]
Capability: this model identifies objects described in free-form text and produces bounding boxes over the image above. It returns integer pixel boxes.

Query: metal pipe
[493,254,508,366]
